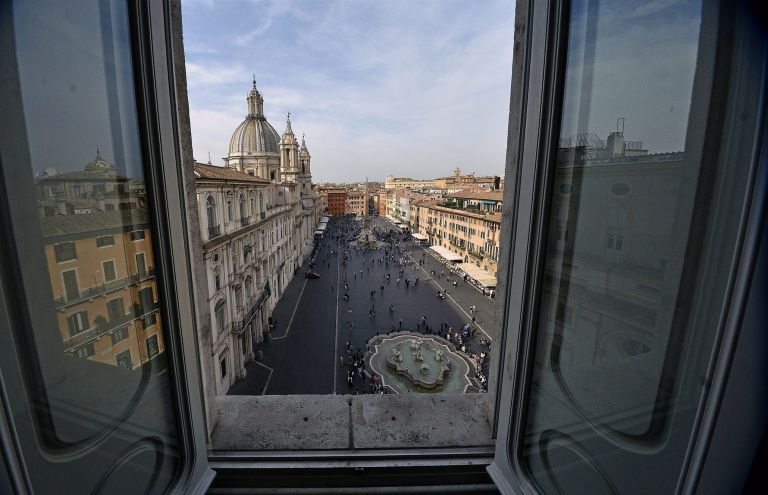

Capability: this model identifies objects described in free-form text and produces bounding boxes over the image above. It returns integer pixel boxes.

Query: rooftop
[194,162,271,183]
[40,209,150,240]
[447,189,504,202]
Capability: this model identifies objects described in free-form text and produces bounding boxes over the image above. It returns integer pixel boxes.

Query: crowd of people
[306,214,491,393]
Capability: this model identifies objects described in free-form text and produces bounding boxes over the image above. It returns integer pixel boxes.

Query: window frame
[487,0,768,493]
[0,0,214,493]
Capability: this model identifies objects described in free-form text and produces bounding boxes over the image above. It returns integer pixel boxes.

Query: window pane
[5,0,181,492]
[517,0,743,492]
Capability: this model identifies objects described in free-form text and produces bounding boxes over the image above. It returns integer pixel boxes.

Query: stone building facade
[195,80,321,396]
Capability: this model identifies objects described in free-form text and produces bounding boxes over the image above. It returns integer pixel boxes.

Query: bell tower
[298,133,312,196]
[279,112,299,183]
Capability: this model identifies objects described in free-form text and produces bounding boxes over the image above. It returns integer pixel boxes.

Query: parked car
[305,271,321,279]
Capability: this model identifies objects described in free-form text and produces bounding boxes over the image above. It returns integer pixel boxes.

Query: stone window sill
[211,393,493,450]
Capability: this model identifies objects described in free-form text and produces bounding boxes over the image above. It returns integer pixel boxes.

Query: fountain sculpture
[365,332,475,393]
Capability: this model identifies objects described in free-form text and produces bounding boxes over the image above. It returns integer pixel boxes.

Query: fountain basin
[366,332,475,394]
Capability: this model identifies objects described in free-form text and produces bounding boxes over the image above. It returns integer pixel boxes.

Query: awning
[458,262,497,288]
[430,246,463,262]
[411,233,428,241]
[314,230,324,235]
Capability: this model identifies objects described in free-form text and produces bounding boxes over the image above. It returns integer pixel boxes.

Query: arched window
[206,196,216,229]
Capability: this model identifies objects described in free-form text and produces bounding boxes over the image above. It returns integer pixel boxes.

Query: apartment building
[35,152,164,371]
[42,211,163,371]
[344,190,366,216]
[384,175,435,190]
[445,189,503,212]
[319,188,347,216]
[410,197,502,276]
[375,190,388,215]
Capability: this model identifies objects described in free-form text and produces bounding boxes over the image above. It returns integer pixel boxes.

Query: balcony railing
[55,267,156,309]
[240,216,251,227]
[209,225,221,239]
[231,290,269,335]
[64,302,160,352]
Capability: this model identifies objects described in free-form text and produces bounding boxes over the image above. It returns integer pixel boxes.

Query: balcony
[231,290,269,335]
[63,302,160,352]
[209,225,221,239]
[240,216,251,227]
[55,267,157,310]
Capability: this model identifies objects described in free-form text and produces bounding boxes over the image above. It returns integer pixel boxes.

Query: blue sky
[182,0,516,182]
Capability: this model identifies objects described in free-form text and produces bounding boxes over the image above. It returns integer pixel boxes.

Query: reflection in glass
[8,0,180,492]
[37,153,165,370]
[520,0,719,492]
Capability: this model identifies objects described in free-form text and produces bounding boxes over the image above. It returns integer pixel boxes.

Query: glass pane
[518,0,738,492]
[7,0,180,492]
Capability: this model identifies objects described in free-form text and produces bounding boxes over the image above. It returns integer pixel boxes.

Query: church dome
[229,117,280,155]
[84,149,115,171]
[228,78,280,156]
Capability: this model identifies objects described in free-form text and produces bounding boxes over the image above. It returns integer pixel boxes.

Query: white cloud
[184,0,515,181]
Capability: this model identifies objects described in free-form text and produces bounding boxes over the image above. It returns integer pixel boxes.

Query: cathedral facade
[195,79,322,397]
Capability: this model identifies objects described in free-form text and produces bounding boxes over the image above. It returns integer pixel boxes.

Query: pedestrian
[399,319,403,329]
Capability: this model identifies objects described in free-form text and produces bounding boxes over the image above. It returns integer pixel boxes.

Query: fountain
[365,332,477,394]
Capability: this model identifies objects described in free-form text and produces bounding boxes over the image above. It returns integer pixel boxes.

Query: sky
[182,0,516,183]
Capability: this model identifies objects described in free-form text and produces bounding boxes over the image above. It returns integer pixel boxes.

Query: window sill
[210,392,493,451]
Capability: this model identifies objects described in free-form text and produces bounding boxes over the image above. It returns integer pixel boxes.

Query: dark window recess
[130,230,145,241]
[75,344,95,359]
[139,287,154,312]
[146,335,159,358]
[103,260,116,282]
[107,298,124,322]
[67,311,89,336]
[54,242,77,262]
[141,313,157,330]
[116,350,132,369]
[96,235,114,247]
[111,326,129,345]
